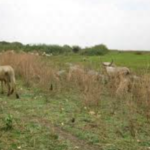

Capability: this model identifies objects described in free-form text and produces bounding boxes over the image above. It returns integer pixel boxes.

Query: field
[0,51,150,150]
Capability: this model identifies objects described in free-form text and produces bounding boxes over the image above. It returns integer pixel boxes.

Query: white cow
[102,60,130,77]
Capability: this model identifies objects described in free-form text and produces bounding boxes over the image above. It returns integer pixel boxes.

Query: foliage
[72,45,81,53]
[0,41,110,56]
[0,51,150,149]
[0,41,72,54]
[0,41,23,52]
[81,44,109,56]
[4,114,13,130]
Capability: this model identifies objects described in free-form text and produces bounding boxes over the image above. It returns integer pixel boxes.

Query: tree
[72,46,81,53]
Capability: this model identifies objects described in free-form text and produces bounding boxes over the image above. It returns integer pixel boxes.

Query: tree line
[0,41,109,56]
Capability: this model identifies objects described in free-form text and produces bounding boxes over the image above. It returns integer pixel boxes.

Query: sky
[0,0,150,50]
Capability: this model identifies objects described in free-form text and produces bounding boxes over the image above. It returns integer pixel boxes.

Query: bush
[0,41,23,52]
[72,46,81,53]
[63,45,72,53]
[0,41,108,56]
[134,51,143,55]
[0,42,72,54]
[81,44,109,56]
[21,44,72,54]
[45,45,72,54]
[4,114,13,130]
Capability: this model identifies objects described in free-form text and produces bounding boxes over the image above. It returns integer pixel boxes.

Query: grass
[0,50,150,150]
[1,85,150,150]
[0,92,68,150]
[49,51,150,73]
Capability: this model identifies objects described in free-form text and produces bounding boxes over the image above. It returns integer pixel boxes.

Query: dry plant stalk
[1,51,150,113]
[82,74,101,107]
[0,51,59,92]
[130,74,150,119]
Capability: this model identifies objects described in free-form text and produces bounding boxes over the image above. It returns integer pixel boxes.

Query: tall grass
[83,76,102,107]
[1,51,150,117]
[0,51,58,92]
[0,52,103,107]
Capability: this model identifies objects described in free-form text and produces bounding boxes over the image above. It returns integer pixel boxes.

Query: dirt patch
[38,118,102,150]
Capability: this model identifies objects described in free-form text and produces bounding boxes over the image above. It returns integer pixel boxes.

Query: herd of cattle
[56,59,140,97]
[0,50,140,99]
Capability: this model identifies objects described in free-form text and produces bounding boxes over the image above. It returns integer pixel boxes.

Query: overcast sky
[0,0,150,50]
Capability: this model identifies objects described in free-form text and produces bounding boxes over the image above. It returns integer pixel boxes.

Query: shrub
[81,44,109,56]
[72,46,81,53]
[63,45,72,53]
[23,44,72,54]
[0,42,72,54]
[0,41,23,52]
[4,114,13,130]
[134,51,143,55]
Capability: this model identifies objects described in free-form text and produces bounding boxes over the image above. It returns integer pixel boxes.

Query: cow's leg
[10,88,14,95]
[1,81,4,94]
[6,82,11,96]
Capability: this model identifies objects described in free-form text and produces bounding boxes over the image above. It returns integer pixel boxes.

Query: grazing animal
[87,70,100,77]
[67,64,85,81]
[87,70,104,81]
[0,65,19,98]
[42,52,53,57]
[102,60,130,77]
[55,70,67,81]
[56,70,66,77]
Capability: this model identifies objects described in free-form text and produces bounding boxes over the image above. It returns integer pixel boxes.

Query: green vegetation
[3,114,13,130]
[81,44,109,56]
[1,85,150,150]
[0,41,109,56]
[48,51,150,73]
[0,47,150,150]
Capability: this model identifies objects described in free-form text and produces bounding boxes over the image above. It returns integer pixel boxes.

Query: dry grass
[1,51,150,113]
[105,76,120,97]
[130,74,150,120]
[0,51,59,92]
[67,65,102,106]
[82,75,101,107]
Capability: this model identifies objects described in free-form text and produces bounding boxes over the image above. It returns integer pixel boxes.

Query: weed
[4,114,13,130]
